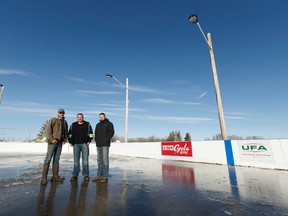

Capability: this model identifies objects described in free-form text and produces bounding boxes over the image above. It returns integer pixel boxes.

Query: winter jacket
[45,117,68,144]
[94,118,114,147]
[68,121,93,145]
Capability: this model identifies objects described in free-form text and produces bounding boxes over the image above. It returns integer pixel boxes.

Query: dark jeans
[72,143,90,177]
[97,146,109,179]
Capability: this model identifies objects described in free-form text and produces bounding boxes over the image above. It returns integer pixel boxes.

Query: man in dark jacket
[92,113,114,183]
[68,113,93,182]
[41,108,68,185]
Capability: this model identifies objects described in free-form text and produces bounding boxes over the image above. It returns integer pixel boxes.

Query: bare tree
[205,133,263,140]
[128,136,165,142]
[111,134,124,143]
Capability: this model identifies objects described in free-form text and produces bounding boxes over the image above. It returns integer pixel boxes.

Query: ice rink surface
[0,153,288,216]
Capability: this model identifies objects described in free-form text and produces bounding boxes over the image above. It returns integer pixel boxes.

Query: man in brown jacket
[41,108,68,185]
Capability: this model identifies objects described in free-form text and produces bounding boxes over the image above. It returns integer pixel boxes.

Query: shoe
[70,176,78,182]
[84,176,90,181]
[91,177,101,182]
[100,178,108,183]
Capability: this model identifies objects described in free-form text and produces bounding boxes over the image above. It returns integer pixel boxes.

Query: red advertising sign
[161,141,192,157]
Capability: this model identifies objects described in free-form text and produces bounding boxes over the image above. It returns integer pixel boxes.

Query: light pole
[106,74,129,143]
[0,84,4,104]
[188,14,227,140]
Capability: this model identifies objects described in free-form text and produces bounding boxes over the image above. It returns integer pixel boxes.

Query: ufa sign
[161,141,192,157]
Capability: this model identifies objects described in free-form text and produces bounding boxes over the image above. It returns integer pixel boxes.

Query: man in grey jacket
[41,108,68,185]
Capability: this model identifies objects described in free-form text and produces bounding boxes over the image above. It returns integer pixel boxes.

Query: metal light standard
[0,84,4,104]
[106,74,129,143]
[188,14,227,140]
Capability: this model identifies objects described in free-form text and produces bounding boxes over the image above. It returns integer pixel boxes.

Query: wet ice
[0,153,288,216]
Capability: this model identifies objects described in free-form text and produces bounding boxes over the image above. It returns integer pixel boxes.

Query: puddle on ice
[0,153,42,179]
[0,166,34,179]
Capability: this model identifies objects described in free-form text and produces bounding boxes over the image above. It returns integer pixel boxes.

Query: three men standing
[68,113,94,182]
[41,110,114,185]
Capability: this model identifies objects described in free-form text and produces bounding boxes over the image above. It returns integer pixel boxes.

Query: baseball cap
[58,108,65,113]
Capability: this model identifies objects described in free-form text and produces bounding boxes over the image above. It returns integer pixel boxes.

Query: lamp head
[106,74,113,78]
[188,14,198,24]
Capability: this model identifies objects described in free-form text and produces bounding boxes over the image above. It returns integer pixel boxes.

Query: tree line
[37,122,263,142]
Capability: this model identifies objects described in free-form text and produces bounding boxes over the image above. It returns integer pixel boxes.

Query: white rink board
[1,139,288,170]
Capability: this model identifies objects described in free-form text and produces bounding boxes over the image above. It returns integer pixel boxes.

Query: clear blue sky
[0,0,287,141]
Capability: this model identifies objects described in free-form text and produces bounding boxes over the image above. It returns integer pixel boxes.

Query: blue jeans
[97,146,109,179]
[43,142,63,165]
[72,143,90,177]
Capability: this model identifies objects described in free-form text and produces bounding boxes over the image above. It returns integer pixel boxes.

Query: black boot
[51,163,64,182]
[41,164,49,185]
